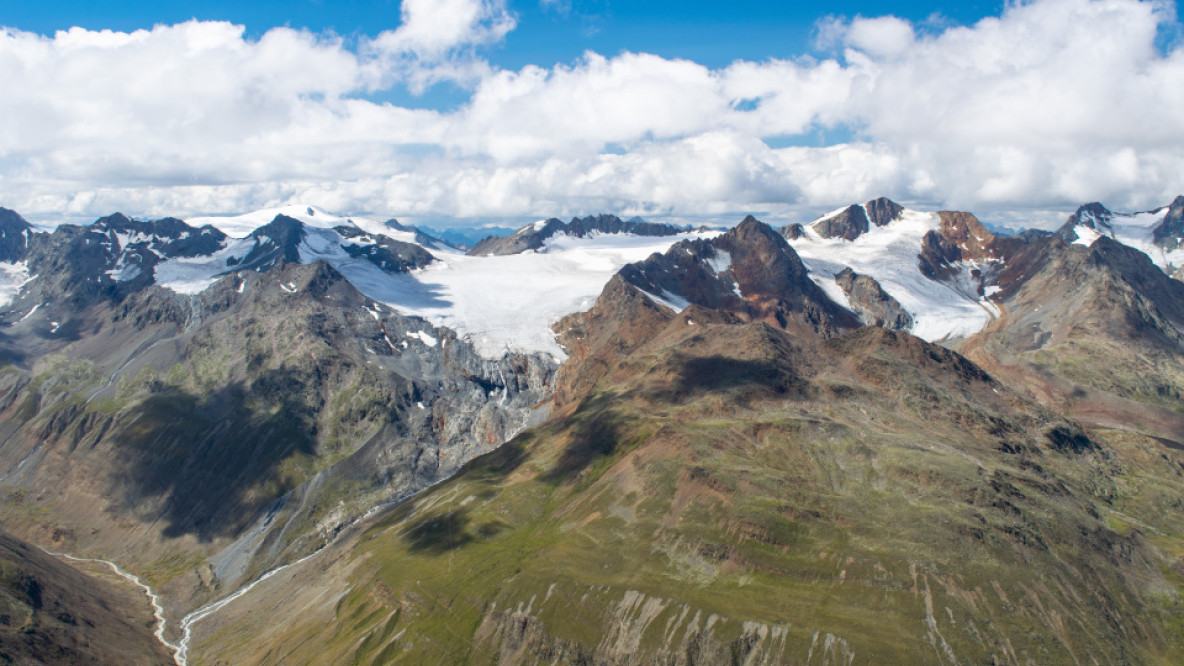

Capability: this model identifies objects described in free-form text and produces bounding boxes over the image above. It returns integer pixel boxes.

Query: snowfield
[162,211,718,359]
[359,231,718,359]
[786,208,1001,342]
[155,237,259,294]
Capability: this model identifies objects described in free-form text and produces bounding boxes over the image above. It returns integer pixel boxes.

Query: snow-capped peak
[186,204,423,246]
[788,206,1003,342]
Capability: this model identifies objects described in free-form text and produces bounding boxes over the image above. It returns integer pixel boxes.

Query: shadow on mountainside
[542,391,628,484]
[645,354,811,405]
[110,367,328,541]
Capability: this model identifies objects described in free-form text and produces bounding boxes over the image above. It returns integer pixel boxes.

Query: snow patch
[707,249,732,275]
[1071,225,1103,246]
[106,262,142,282]
[641,287,692,313]
[0,261,31,308]
[408,330,438,346]
[154,237,251,294]
[352,229,717,359]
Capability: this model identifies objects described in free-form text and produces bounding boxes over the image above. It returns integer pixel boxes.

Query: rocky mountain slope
[0,209,556,650]
[183,222,1184,664]
[2,199,1184,665]
[961,229,1184,445]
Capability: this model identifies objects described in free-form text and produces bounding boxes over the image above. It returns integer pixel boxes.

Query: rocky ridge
[468,214,687,256]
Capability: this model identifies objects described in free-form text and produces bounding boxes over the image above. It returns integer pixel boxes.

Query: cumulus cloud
[365,0,516,91]
[0,0,1182,227]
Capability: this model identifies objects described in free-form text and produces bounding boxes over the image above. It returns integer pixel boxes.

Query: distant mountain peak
[810,198,905,241]
[467,213,687,256]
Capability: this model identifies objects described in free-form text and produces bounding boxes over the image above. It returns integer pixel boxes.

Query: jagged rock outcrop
[834,267,913,330]
[918,210,1000,281]
[1055,202,1114,243]
[813,205,870,241]
[864,196,905,227]
[1152,195,1184,250]
[229,214,304,272]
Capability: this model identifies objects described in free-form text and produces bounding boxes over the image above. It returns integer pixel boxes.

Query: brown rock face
[919,210,1002,280]
[551,274,673,407]
[618,215,858,339]
[938,211,998,261]
[714,216,860,335]
[554,215,860,408]
[810,198,904,241]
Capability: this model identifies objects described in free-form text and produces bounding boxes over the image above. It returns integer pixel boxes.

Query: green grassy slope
[195,316,1184,665]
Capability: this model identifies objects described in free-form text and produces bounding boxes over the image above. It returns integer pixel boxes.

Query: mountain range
[0,196,1182,664]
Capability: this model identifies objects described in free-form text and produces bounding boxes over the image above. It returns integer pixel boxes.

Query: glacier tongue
[367,231,719,360]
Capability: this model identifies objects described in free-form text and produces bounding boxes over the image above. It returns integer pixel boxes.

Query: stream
[48,552,182,660]
[49,478,446,665]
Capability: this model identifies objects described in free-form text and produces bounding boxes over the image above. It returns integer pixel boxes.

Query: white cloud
[366,0,515,91]
[0,0,1182,227]
[840,16,917,58]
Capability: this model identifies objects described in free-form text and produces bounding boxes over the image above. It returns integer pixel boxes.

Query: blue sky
[0,0,1181,227]
[3,1,1005,109]
[5,1,1003,56]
